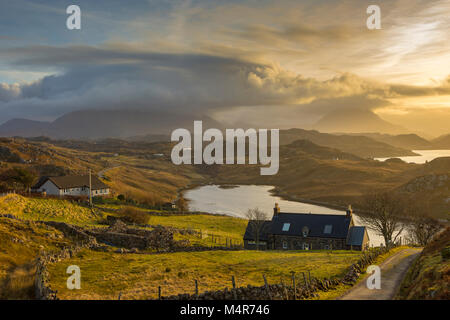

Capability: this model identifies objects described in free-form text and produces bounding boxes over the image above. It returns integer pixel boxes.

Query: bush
[118,207,151,225]
[117,194,125,201]
[442,246,450,260]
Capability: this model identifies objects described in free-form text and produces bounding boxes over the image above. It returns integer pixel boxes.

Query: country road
[98,165,121,179]
[338,248,422,300]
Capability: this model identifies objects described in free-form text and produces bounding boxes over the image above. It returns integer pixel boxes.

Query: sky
[0,0,449,137]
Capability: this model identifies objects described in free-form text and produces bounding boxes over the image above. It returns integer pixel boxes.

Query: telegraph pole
[89,169,92,207]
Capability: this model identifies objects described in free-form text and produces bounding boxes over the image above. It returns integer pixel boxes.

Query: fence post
[231,276,237,300]
[308,271,311,283]
[195,280,199,299]
[302,272,308,288]
[118,292,122,300]
[158,286,161,300]
[263,274,272,300]
[291,272,296,300]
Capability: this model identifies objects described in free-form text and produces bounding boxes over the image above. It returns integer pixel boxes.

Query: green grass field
[0,194,100,225]
[150,214,247,242]
[47,249,361,300]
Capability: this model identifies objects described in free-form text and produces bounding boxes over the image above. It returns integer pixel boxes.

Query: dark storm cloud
[0,44,449,123]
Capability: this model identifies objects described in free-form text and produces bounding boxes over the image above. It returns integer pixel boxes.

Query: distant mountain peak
[313,108,406,134]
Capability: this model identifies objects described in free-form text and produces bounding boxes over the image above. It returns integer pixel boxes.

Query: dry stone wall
[160,247,390,300]
[34,238,98,300]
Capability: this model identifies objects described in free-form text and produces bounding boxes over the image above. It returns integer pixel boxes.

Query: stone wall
[42,221,94,242]
[88,221,177,251]
[160,246,390,300]
[270,235,347,250]
[34,239,98,300]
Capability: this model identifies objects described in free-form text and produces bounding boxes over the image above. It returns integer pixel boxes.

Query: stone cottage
[244,204,369,251]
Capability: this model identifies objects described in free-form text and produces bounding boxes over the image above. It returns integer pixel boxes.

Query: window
[323,225,333,234]
[282,241,288,249]
[282,223,290,232]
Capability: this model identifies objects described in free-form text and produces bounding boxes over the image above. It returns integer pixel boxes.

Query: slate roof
[346,226,368,246]
[243,220,272,241]
[270,212,352,239]
[32,175,109,190]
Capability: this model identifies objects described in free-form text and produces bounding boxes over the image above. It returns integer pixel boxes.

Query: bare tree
[176,196,188,213]
[245,208,269,250]
[357,192,406,248]
[406,201,441,246]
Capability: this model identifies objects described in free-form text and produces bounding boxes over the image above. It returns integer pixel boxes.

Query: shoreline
[179,182,348,215]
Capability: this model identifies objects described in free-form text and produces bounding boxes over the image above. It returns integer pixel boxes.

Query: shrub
[118,207,151,225]
[117,194,125,201]
[442,246,450,260]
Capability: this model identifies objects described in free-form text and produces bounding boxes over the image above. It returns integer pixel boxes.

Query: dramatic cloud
[1,43,450,125]
[0,0,449,135]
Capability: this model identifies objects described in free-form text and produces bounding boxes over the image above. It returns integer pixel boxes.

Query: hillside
[0,194,100,225]
[396,158,450,218]
[280,129,416,158]
[432,134,450,149]
[195,139,422,208]
[313,108,406,135]
[0,217,75,299]
[397,228,449,300]
[1,136,448,216]
[348,133,434,150]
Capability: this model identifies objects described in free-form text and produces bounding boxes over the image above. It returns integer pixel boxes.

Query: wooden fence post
[195,280,199,298]
[158,286,161,300]
[291,272,296,300]
[302,272,307,287]
[263,274,272,300]
[231,276,237,300]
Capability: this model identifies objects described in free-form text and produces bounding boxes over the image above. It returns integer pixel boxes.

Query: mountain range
[0,110,222,140]
[312,108,407,134]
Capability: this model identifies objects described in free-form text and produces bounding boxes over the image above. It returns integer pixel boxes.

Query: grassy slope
[0,217,73,299]
[396,228,449,300]
[0,194,100,225]
[47,249,361,300]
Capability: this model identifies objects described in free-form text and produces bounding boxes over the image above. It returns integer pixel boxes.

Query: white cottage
[32,175,110,197]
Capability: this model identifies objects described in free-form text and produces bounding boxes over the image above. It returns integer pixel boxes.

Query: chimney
[346,205,353,218]
[273,203,280,217]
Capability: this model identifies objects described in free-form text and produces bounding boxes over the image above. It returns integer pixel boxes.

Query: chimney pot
[346,204,353,218]
[273,203,280,216]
